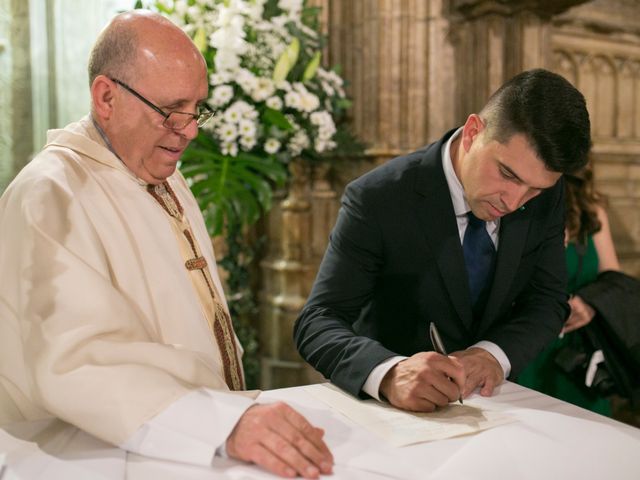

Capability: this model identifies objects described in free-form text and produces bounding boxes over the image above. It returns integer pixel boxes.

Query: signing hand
[562,294,596,334]
[379,351,465,412]
[226,402,333,479]
[451,347,503,398]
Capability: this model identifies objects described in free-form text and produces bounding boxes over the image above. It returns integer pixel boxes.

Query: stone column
[449,0,589,119]
[259,161,327,388]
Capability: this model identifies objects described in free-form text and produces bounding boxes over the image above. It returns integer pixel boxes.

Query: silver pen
[429,322,463,404]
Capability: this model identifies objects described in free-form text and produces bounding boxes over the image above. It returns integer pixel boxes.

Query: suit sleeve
[294,182,397,397]
[485,181,570,377]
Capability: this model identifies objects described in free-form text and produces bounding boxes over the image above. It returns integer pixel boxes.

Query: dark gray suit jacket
[294,130,569,398]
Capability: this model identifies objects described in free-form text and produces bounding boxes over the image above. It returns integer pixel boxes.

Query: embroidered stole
[148,182,244,390]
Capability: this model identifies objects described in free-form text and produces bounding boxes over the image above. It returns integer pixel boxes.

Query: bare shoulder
[593,204,620,272]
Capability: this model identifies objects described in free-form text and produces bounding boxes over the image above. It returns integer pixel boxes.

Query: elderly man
[0,11,332,479]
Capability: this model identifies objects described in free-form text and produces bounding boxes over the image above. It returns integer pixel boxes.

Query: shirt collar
[442,127,468,217]
[441,127,500,233]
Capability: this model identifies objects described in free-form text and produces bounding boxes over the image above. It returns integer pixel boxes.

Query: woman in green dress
[517,163,620,415]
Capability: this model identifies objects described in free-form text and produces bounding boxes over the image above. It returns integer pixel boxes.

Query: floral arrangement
[151,0,354,165]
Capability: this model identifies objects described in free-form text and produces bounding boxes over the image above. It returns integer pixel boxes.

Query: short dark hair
[480,69,591,174]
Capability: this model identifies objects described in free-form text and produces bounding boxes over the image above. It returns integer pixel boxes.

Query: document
[305,383,515,447]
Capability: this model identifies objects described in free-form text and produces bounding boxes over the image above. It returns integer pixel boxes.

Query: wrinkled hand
[562,295,596,334]
[451,348,503,398]
[379,352,465,412]
[226,402,333,479]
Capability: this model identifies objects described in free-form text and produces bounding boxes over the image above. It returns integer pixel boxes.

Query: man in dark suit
[294,69,592,412]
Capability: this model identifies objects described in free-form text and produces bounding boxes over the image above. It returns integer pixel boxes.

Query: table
[1,382,639,479]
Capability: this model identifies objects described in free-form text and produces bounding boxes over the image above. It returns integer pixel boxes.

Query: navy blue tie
[463,212,496,315]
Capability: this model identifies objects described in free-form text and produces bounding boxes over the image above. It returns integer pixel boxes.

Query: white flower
[238,119,257,137]
[276,80,292,92]
[160,0,352,162]
[264,138,281,154]
[224,107,242,124]
[221,141,239,157]
[251,77,276,102]
[236,69,258,94]
[240,135,257,151]
[217,122,238,142]
[299,92,320,113]
[278,0,303,17]
[210,85,234,107]
[210,71,233,86]
[265,96,282,110]
[284,91,302,110]
[287,130,310,156]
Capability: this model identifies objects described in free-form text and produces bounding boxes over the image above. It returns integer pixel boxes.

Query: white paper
[305,383,515,447]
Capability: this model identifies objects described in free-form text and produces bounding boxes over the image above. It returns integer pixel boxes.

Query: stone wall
[258,0,640,389]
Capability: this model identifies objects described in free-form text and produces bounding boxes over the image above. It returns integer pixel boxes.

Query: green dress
[517,237,612,416]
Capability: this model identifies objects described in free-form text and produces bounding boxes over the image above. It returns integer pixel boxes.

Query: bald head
[88,10,205,86]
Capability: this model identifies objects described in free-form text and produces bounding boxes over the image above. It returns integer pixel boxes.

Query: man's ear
[460,114,485,152]
[91,76,116,121]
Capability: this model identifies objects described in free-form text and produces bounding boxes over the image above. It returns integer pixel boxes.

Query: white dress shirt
[362,128,511,401]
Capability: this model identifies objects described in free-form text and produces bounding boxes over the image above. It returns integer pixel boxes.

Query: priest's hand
[379,352,465,412]
[451,347,503,398]
[226,402,333,479]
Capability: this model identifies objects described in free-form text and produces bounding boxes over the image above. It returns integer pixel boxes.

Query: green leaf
[178,133,286,236]
[302,51,321,81]
[262,108,294,131]
[193,27,208,53]
[272,37,300,82]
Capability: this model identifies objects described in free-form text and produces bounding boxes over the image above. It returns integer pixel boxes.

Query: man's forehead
[496,135,562,189]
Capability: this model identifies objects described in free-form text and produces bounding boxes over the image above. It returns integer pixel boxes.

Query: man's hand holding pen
[379,352,465,412]
[450,347,504,398]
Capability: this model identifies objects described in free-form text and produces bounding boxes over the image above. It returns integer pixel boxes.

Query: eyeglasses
[109,77,213,130]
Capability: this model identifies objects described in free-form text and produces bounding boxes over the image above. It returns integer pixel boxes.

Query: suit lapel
[413,135,474,332]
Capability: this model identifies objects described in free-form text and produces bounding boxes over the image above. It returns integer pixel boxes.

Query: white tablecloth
[2,382,639,479]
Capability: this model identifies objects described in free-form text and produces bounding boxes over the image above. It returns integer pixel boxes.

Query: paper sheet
[305,383,515,447]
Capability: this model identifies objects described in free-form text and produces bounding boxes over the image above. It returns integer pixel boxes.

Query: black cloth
[573,270,640,404]
[294,129,569,398]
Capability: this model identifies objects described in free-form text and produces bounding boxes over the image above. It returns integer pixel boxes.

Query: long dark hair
[565,162,604,245]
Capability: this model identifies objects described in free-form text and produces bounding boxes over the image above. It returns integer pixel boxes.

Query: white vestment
[0,117,255,448]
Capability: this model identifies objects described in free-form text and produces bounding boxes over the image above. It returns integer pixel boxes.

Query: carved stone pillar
[449,0,589,119]
[259,161,331,388]
[320,0,457,160]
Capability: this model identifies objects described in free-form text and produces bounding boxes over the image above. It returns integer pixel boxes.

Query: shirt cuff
[119,388,254,466]
[471,340,511,378]
[361,356,407,401]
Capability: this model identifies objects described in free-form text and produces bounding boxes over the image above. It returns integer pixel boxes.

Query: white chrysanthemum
[240,135,257,151]
[266,96,283,110]
[217,123,238,142]
[264,138,281,154]
[210,85,234,107]
[278,0,303,20]
[284,91,302,110]
[238,119,257,137]
[299,92,320,113]
[251,77,276,102]
[210,71,233,86]
[287,130,310,156]
[221,141,239,157]
[223,107,242,124]
[236,69,259,94]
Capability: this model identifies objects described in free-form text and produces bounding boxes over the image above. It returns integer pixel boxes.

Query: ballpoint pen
[429,322,463,404]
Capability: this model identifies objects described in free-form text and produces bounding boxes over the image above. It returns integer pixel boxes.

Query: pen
[429,322,463,404]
